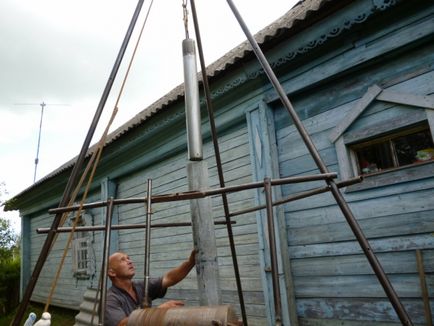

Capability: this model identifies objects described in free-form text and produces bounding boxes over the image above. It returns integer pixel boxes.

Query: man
[104,249,196,326]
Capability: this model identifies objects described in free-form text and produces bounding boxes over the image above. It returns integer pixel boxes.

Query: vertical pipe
[11,2,146,325]
[416,249,433,326]
[183,38,203,161]
[264,178,282,325]
[189,1,248,324]
[143,179,153,308]
[225,1,413,325]
[99,197,115,325]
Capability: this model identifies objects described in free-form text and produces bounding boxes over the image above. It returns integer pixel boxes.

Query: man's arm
[162,249,196,288]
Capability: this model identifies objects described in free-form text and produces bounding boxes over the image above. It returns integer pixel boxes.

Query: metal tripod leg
[225,0,413,324]
[10,1,146,325]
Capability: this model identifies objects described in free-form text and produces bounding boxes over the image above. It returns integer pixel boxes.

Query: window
[72,237,90,276]
[71,212,95,279]
[330,83,434,190]
[351,124,434,175]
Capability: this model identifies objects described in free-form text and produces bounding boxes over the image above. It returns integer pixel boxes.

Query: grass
[0,301,77,325]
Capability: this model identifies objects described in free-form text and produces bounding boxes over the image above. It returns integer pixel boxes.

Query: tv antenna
[14,101,69,183]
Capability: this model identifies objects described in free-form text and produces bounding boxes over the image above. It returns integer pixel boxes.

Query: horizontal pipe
[36,220,235,234]
[49,173,338,214]
[229,176,362,218]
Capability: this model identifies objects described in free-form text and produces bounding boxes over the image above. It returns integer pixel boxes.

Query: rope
[43,0,155,313]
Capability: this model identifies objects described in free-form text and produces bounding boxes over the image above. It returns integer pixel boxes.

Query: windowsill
[74,272,91,280]
[345,160,434,192]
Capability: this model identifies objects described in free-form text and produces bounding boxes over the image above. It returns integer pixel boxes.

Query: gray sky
[0,0,298,232]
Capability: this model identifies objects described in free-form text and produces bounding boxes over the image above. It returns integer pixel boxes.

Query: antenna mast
[14,101,69,183]
[34,102,46,183]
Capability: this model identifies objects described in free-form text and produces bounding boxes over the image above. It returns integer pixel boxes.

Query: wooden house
[6,0,434,325]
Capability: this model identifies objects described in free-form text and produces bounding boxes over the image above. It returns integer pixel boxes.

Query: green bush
[0,255,20,315]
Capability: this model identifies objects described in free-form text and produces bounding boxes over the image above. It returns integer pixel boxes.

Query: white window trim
[72,237,90,276]
[70,212,95,279]
[330,84,434,185]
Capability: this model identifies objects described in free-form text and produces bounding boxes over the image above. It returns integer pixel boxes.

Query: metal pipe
[48,173,338,214]
[229,177,362,218]
[128,305,240,324]
[183,38,203,160]
[143,179,152,308]
[189,0,247,322]
[264,178,282,325]
[36,220,234,234]
[224,1,413,324]
[415,249,432,326]
[99,197,115,325]
[11,2,146,325]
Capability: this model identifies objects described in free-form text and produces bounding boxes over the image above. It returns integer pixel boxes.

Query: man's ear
[108,268,116,278]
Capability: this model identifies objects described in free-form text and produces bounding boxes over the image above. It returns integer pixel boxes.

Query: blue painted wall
[15,0,434,325]
[270,1,434,324]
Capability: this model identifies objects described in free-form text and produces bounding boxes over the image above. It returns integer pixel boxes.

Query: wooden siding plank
[294,274,434,298]
[299,318,424,326]
[286,187,434,226]
[287,210,434,246]
[377,90,434,109]
[291,250,434,276]
[279,146,337,178]
[297,298,429,325]
[329,85,383,143]
[346,162,434,192]
[343,109,426,144]
[290,234,434,259]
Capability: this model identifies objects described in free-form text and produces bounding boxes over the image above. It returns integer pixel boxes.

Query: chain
[182,0,189,39]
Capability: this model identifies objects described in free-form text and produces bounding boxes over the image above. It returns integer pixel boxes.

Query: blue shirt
[104,278,166,326]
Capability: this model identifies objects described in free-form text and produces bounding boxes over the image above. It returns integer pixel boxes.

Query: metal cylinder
[182,38,203,160]
[127,305,240,325]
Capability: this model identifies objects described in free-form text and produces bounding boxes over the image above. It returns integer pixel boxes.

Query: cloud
[0,0,298,232]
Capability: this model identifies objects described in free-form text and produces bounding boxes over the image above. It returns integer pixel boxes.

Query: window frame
[330,84,434,191]
[70,212,95,279]
[349,123,434,176]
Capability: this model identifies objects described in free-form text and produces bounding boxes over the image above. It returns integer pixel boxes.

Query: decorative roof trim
[7,0,402,206]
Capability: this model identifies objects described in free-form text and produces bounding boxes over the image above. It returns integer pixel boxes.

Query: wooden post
[187,161,221,305]
[416,249,433,326]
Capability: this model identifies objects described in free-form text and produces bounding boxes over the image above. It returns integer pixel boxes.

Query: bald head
[108,252,136,281]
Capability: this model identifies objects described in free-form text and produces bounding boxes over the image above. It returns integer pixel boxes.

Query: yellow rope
[44,109,117,312]
[43,0,156,312]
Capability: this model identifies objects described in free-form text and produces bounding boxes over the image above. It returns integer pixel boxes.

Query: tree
[0,182,19,262]
[0,182,20,314]
[0,217,18,262]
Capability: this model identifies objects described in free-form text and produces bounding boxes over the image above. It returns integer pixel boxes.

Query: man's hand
[157,300,185,309]
[116,317,128,326]
[188,249,197,266]
[162,249,197,288]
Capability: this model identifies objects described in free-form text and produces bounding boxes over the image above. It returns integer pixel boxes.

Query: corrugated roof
[11,0,331,199]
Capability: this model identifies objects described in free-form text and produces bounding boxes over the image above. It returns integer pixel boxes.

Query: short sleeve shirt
[104,278,166,326]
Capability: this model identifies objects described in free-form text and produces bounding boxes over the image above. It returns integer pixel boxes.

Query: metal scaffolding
[11,0,414,325]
